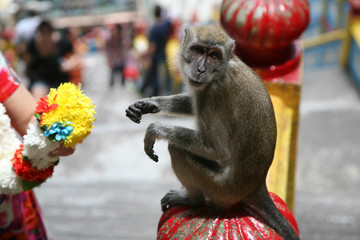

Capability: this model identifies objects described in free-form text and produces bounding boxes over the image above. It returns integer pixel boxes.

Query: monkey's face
[179,26,235,90]
[185,45,225,88]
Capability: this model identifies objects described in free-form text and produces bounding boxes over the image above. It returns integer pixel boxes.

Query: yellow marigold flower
[40,83,96,149]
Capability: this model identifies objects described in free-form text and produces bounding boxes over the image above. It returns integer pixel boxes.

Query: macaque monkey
[126,25,299,240]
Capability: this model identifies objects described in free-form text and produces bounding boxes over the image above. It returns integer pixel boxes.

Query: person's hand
[49,143,75,157]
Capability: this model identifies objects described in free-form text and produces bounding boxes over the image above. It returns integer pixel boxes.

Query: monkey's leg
[145,123,230,162]
[161,145,208,211]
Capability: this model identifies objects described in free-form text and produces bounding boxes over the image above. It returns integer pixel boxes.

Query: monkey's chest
[196,115,229,139]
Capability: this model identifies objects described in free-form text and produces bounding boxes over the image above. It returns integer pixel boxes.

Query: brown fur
[126,25,299,240]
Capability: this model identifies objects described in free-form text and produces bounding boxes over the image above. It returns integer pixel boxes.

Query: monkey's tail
[245,184,300,240]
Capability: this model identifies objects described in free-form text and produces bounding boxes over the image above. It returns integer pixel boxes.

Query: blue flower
[44,122,73,142]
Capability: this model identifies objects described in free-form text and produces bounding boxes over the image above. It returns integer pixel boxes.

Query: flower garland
[0,103,22,194]
[12,145,55,183]
[0,83,96,194]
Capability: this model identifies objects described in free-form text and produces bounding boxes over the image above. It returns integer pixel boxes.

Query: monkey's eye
[209,51,221,60]
[194,46,205,55]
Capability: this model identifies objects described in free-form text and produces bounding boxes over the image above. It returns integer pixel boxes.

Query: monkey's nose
[197,66,205,74]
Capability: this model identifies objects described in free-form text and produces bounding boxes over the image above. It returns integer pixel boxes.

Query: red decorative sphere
[220,0,310,67]
[350,0,360,15]
[157,192,299,240]
[220,0,310,48]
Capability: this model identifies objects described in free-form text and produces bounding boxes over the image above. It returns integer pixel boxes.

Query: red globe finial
[350,0,360,15]
[220,0,310,67]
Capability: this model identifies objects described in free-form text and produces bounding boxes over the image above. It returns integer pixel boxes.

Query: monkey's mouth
[188,77,203,87]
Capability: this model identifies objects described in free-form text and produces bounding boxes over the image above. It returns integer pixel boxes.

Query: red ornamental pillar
[221,0,310,210]
[157,193,299,239]
[342,0,360,90]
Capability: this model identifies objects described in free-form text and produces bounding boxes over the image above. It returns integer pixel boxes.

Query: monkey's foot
[161,190,186,212]
[161,190,204,212]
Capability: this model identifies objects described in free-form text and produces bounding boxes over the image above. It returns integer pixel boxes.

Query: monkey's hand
[125,99,160,124]
[144,123,160,162]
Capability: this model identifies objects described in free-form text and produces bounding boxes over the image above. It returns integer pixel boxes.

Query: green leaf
[34,113,42,121]
[22,179,44,191]
[47,134,56,142]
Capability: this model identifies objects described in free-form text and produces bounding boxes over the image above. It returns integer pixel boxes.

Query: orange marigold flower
[35,96,58,114]
[11,145,54,183]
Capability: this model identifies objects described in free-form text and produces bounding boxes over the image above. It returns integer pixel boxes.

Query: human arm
[3,84,74,156]
[3,84,36,136]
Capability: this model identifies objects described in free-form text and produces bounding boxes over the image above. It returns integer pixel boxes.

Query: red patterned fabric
[0,191,47,240]
[0,53,19,103]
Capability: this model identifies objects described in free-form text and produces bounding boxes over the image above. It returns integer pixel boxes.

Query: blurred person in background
[140,4,172,97]
[13,10,42,62]
[58,27,84,85]
[165,18,184,94]
[105,24,129,88]
[0,28,18,70]
[126,20,149,86]
[24,20,80,100]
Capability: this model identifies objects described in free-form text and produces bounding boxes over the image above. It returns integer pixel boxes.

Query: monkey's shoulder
[227,58,269,93]
[228,57,260,81]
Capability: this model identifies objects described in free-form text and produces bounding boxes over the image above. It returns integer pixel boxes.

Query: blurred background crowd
[0,0,221,100]
[0,0,357,98]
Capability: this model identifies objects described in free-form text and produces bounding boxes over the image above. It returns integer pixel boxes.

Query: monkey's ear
[183,27,194,45]
[227,39,235,59]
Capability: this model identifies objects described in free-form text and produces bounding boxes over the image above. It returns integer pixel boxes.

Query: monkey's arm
[145,122,230,162]
[126,93,193,123]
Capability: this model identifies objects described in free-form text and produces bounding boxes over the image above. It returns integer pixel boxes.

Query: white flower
[0,154,22,194]
[0,103,23,194]
[23,122,59,170]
